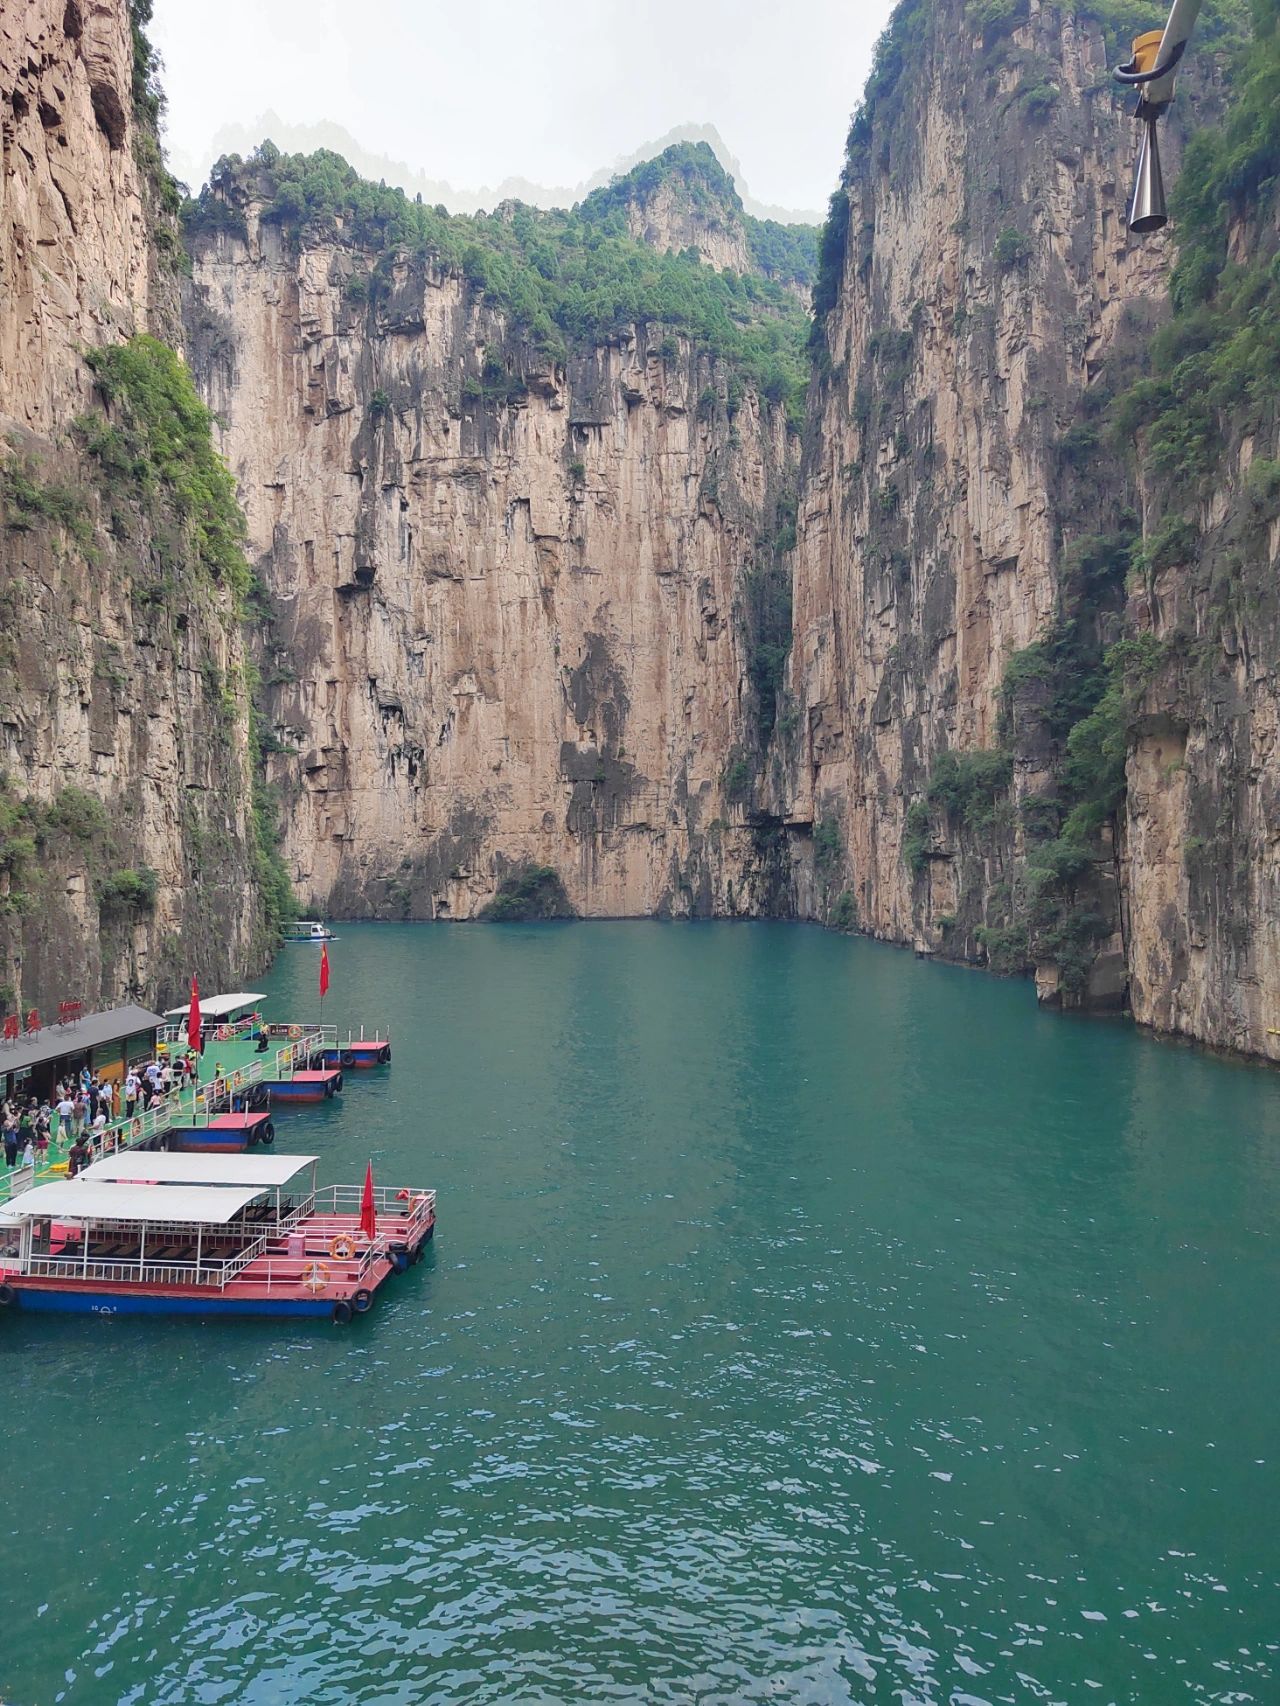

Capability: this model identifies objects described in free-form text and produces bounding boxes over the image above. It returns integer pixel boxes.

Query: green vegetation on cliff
[480,865,574,922]
[1115,0,1280,497]
[82,335,251,598]
[186,144,812,420]
[580,143,818,287]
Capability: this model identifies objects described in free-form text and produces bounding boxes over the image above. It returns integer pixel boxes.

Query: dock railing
[173,1029,333,1128]
[0,1029,335,1204]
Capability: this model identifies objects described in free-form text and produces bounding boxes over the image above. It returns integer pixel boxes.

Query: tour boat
[0,1154,435,1322]
[281,921,336,943]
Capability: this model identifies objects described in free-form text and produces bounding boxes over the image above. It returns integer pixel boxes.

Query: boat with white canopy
[0,1159,436,1322]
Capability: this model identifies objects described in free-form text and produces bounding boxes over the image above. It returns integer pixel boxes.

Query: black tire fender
[340,1049,355,1067]
[0,1283,15,1306]
[260,1120,275,1145]
[352,1288,374,1313]
[331,1300,354,1325]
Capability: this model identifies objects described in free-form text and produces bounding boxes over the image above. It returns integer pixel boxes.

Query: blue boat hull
[9,1289,334,1318]
[322,1048,389,1068]
[170,1131,250,1152]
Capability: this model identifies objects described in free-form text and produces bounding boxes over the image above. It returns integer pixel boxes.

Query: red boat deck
[0,1181,435,1321]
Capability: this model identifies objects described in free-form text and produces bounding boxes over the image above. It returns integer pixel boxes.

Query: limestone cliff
[1116,0,1280,1056]
[0,0,266,1016]
[777,0,1280,1057]
[184,153,802,919]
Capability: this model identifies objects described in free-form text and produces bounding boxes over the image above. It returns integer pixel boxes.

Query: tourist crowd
[1,1052,202,1174]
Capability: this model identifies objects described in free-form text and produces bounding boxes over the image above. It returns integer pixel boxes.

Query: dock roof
[0,1181,263,1225]
[162,992,266,1021]
[0,1004,164,1079]
[83,1153,318,1188]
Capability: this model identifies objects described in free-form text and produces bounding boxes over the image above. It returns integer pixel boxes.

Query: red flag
[319,941,330,999]
[359,1159,377,1241]
[187,975,203,1056]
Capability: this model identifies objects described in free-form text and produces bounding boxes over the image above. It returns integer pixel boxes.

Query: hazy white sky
[150,0,897,215]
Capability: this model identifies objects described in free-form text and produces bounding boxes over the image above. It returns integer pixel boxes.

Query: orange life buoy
[302,1261,330,1294]
[288,1025,302,1041]
[395,1188,411,1202]
[329,1235,355,1261]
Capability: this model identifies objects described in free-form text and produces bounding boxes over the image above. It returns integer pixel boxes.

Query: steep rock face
[1120,337,1280,1055]
[0,1,263,1016]
[0,0,150,431]
[619,176,750,273]
[775,0,1255,1039]
[186,214,795,918]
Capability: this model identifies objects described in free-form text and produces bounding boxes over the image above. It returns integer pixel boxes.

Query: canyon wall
[0,0,265,1016]
[9,0,1273,1064]
[186,201,796,919]
[776,0,1280,1058]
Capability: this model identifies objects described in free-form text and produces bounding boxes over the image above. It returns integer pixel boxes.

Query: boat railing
[311,1183,435,1234]
[332,1025,392,1046]
[250,1234,387,1293]
[217,1232,270,1284]
[230,1191,315,1238]
[22,1253,226,1288]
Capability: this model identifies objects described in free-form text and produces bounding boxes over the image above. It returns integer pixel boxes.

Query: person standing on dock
[54,1090,74,1145]
[67,1134,90,1177]
[3,1114,17,1169]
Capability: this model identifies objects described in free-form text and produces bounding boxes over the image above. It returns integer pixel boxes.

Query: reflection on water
[2,922,1277,1704]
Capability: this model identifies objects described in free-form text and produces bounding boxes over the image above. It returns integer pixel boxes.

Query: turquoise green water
[3,922,1278,1705]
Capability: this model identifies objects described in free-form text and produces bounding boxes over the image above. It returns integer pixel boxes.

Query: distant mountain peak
[580,143,751,274]
[170,115,822,228]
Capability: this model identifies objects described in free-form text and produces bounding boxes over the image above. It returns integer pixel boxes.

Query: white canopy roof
[83,1153,318,1188]
[0,1181,263,1225]
[162,992,265,1021]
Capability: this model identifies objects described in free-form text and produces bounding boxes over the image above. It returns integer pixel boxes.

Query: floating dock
[168,1112,276,1153]
[264,1068,343,1104]
[323,1036,391,1069]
